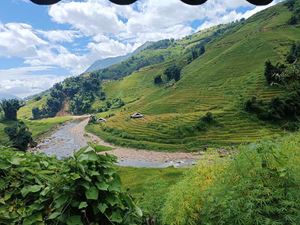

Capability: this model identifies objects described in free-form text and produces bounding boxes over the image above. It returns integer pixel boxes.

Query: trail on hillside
[34,117,201,168]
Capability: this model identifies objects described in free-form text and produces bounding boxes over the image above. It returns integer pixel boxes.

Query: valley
[32,116,201,167]
[1,0,300,224]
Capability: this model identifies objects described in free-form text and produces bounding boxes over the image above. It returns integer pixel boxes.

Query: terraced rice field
[86,3,299,151]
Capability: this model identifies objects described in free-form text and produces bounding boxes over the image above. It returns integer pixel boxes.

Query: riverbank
[34,117,202,167]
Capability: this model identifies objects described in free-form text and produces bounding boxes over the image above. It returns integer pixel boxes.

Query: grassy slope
[118,167,186,219]
[87,2,300,151]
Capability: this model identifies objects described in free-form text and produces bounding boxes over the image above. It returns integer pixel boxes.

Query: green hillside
[86,1,300,151]
[16,1,300,151]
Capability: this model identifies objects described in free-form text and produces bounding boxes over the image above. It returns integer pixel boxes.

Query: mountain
[22,0,300,151]
[85,41,153,73]
[0,91,19,100]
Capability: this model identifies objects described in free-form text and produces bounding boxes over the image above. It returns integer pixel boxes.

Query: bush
[195,112,218,131]
[162,139,300,225]
[4,121,34,151]
[162,155,228,225]
[0,147,142,224]
[154,75,163,84]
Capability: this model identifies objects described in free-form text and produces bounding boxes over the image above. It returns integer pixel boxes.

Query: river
[34,117,201,168]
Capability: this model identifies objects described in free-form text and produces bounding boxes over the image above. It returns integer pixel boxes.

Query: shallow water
[117,158,197,168]
[36,119,199,168]
[36,121,87,159]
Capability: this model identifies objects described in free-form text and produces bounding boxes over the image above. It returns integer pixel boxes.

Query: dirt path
[35,117,202,168]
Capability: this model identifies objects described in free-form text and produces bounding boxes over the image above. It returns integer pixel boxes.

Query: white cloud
[0,66,68,98]
[38,30,82,43]
[0,23,47,58]
[49,1,126,36]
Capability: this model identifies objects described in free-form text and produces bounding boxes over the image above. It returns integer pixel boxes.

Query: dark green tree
[154,75,163,84]
[32,107,42,120]
[164,64,182,82]
[4,121,34,151]
[0,99,22,120]
[287,43,300,64]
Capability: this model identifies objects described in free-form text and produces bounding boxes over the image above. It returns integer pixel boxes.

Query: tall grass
[162,135,300,225]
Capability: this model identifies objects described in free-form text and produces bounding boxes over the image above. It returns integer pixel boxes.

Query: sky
[0,0,282,98]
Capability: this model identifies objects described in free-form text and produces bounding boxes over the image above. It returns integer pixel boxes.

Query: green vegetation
[4,121,35,151]
[162,135,300,225]
[164,64,182,82]
[146,39,175,50]
[31,75,103,118]
[90,53,166,81]
[118,167,186,224]
[0,99,22,121]
[88,143,113,152]
[0,147,141,224]
[83,1,300,150]
[245,42,300,129]
[286,0,300,25]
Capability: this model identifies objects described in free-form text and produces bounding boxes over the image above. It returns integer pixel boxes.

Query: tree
[69,94,92,115]
[32,107,42,120]
[0,99,22,120]
[287,43,300,64]
[164,64,182,82]
[154,75,163,84]
[4,121,34,151]
[264,60,286,85]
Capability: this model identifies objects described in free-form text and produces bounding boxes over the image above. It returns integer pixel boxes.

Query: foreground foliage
[4,121,34,151]
[0,147,141,225]
[162,137,300,225]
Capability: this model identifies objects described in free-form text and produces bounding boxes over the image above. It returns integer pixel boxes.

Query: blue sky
[0,0,281,98]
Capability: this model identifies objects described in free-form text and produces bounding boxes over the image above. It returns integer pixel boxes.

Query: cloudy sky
[0,0,281,98]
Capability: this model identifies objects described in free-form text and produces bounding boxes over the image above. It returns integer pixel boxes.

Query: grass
[24,116,71,139]
[118,167,186,221]
[88,143,113,152]
[86,3,300,151]
[18,96,48,119]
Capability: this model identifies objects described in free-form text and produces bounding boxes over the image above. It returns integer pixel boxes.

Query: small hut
[130,112,144,119]
[97,118,107,123]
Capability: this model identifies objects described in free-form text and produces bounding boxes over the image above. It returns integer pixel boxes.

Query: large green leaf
[66,215,82,225]
[78,202,88,209]
[85,186,99,200]
[21,185,43,197]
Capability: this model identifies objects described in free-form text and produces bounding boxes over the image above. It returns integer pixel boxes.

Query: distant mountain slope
[85,42,152,73]
[86,1,300,150]
[0,91,19,100]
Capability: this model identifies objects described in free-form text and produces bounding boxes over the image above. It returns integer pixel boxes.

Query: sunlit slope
[88,2,300,151]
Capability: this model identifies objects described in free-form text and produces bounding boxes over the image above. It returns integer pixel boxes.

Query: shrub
[154,75,163,84]
[0,147,142,224]
[195,112,218,131]
[162,139,300,225]
[161,155,228,225]
[4,121,34,151]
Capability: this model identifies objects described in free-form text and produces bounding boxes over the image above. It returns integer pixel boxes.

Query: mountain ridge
[85,41,153,73]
